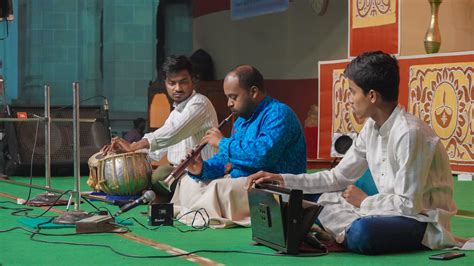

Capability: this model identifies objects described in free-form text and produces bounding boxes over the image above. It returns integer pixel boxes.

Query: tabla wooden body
[87,151,152,196]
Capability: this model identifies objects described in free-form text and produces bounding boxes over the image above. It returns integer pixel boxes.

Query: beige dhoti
[171,175,250,228]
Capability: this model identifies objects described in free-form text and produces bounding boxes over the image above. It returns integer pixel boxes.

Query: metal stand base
[52,211,92,224]
[26,192,69,207]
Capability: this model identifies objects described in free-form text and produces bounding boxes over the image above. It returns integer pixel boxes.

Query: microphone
[103,97,111,140]
[103,97,109,111]
[113,190,156,217]
[0,75,4,94]
[0,76,7,114]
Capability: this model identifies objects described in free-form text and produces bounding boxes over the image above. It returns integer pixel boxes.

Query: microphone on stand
[113,190,156,217]
[102,97,111,140]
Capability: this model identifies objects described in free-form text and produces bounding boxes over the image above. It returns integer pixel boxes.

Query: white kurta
[282,106,458,249]
[144,91,218,165]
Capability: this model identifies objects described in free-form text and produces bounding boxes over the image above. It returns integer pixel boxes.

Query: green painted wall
[0,0,18,101]
[1,0,160,134]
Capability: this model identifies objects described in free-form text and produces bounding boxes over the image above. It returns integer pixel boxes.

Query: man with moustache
[172,64,306,227]
[102,55,218,196]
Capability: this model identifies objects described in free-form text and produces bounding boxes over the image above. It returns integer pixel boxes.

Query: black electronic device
[3,105,110,176]
[429,252,465,260]
[334,134,353,154]
[148,203,173,226]
[248,183,324,255]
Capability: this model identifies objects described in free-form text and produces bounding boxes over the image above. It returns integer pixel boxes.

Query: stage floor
[1,175,473,265]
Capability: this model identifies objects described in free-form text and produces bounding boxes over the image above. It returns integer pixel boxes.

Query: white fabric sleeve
[283,124,370,193]
[143,97,211,151]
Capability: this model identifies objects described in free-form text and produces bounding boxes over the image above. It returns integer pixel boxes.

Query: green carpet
[0,175,473,265]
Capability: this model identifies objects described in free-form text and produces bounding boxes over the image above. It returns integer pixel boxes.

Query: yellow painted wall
[401,0,474,55]
[193,1,348,79]
[193,0,474,78]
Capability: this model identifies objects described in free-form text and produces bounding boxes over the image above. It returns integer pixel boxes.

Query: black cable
[29,231,326,258]
[124,208,211,233]
[19,215,283,259]
[173,208,210,232]
[24,189,73,218]
[24,118,40,202]
[0,189,72,218]
[29,227,289,258]
[0,201,34,216]
[119,216,160,231]
[80,195,113,216]
[0,200,20,205]
[49,95,107,114]
[0,200,329,259]
[0,225,128,236]
[0,204,33,216]
[0,216,328,259]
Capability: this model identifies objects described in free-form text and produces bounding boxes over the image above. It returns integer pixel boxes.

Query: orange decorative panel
[332,69,366,135]
[408,62,474,167]
[349,0,399,57]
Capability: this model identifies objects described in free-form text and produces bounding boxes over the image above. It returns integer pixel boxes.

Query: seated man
[124,117,146,143]
[102,55,218,195]
[246,51,462,254]
[172,64,307,227]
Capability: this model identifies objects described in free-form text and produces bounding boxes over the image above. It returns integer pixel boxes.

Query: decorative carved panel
[408,62,474,167]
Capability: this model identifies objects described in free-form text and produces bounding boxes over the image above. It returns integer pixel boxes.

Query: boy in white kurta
[246,51,463,254]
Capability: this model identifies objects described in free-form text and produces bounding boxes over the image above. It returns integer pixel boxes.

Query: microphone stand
[26,85,69,207]
[53,82,93,224]
[0,76,7,178]
[103,97,111,141]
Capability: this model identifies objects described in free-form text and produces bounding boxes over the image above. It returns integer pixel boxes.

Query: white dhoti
[171,175,250,228]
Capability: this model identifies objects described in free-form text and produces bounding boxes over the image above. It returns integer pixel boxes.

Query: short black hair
[233,65,264,92]
[133,118,146,128]
[344,51,399,102]
[161,55,194,80]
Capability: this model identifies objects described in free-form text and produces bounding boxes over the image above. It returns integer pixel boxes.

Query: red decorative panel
[349,0,399,57]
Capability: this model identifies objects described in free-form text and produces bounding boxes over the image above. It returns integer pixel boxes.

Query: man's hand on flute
[184,151,203,176]
[201,127,223,148]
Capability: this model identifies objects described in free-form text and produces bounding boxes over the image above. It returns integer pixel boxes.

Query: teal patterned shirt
[190,96,306,180]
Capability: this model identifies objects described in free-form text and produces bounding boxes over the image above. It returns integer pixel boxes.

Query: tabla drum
[87,151,102,192]
[87,150,152,196]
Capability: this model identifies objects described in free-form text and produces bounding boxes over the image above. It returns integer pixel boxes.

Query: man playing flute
[172,64,307,227]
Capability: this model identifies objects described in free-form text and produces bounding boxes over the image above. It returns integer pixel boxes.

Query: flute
[159,113,234,190]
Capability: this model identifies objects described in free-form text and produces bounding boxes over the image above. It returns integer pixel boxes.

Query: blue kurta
[191,96,307,180]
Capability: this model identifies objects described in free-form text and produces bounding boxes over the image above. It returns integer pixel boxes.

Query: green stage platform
[1,175,473,265]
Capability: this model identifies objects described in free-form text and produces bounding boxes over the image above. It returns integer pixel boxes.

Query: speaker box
[0,0,14,21]
[3,106,110,176]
